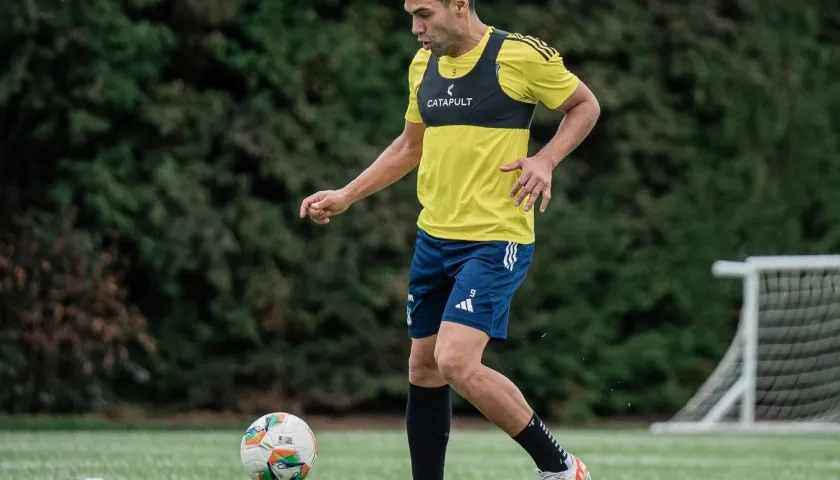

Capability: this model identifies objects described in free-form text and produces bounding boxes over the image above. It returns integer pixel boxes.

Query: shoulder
[410,47,432,64]
[408,48,432,78]
[405,48,432,97]
[494,31,578,107]
[498,31,563,65]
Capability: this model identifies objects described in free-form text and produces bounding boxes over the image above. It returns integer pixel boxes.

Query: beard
[428,38,453,57]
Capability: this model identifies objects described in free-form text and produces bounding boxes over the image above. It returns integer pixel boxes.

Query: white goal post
[650,255,840,434]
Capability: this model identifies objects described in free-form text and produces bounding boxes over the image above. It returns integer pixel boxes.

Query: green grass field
[1,426,839,480]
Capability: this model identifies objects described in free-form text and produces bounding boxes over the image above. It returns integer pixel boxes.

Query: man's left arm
[501,48,600,212]
[537,80,600,168]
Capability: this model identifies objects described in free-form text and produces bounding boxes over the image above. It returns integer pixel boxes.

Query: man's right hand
[299,189,352,225]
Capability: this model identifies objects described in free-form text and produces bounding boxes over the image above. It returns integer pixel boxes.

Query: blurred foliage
[0,0,838,420]
[0,206,154,413]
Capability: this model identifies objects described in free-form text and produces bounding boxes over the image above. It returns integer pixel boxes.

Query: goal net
[650,255,840,434]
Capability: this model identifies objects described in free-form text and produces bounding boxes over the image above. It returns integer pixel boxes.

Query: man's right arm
[341,45,429,204]
[300,49,429,223]
[341,120,425,204]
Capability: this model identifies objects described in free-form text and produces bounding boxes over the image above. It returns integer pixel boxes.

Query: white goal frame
[650,255,840,434]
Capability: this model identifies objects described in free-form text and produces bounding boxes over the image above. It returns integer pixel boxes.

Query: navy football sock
[406,383,451,480]
[513,412,570,472]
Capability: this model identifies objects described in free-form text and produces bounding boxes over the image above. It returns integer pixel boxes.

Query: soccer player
[299,0,600,478]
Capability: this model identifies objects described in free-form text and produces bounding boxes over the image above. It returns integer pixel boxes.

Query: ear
[454,0,468,13]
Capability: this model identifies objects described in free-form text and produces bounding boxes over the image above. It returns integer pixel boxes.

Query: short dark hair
[441,0,476,11]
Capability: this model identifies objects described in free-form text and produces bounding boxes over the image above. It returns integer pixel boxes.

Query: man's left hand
[499,155,555,213]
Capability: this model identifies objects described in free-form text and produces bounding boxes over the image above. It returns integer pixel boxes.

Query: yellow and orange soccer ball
[240,412,318,480]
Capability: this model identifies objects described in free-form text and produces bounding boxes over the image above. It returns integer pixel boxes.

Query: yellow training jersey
[405,26,579,244]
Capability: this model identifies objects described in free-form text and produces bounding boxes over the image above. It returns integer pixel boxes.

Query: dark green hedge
[1,0,837,421]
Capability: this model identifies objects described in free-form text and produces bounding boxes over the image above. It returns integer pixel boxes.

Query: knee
[408,349,443,385]
[434,347,477,387]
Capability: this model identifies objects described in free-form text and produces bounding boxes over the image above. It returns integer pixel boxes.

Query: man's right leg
[405,229,452,480]
[406,334,450,480]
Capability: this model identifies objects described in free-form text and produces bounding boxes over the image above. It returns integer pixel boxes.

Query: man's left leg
[435,322,589,478]
[434,241,590,479]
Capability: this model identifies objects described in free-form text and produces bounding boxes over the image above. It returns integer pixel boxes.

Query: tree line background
[1,0,838,422]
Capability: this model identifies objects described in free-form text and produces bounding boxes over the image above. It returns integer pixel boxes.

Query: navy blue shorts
[406,229,534,340]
